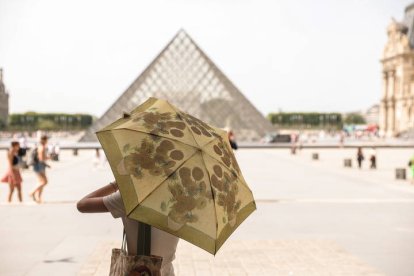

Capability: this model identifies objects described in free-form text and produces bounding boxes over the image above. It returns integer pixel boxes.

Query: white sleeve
[103,191,126,218]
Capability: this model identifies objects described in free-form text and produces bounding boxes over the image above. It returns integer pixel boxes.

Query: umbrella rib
[165,100,222,148]
[206,150,254,198]
[126,150,199,217]
[200,139,255,202]
[198,138,234,172]
[165,101,202,148]
[200,150,219,252]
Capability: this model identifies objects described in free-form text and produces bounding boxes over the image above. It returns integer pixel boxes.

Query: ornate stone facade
[365,104,379,125]
[380,4,414,137]
[0,68,9,126]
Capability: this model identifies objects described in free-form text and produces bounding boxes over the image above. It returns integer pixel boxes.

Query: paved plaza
[0,148,413,275]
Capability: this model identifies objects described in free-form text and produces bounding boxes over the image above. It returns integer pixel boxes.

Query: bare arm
[77,182,118,213]
[7,151,13,169]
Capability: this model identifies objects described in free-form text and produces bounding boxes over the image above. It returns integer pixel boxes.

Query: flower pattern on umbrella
[97,97,256,255]
[161,165,213,231]
[210,134,241,176]
[132,109,187,138]
[210,165,241,227]
[117,138,185,179]
[178,111,217,138]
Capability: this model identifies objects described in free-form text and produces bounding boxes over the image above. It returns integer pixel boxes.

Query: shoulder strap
[137,222,151,256]
[121,229,127,252]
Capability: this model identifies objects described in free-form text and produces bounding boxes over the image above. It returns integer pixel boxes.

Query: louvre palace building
[380,4,414,136]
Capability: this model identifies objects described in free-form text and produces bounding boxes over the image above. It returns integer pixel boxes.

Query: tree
[8,112,94,130]
[37,120,57,130]
[267,112,343,129]
[344,113,366,125]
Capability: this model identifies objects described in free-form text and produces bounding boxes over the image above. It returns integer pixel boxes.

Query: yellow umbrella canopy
[96,97,256,254]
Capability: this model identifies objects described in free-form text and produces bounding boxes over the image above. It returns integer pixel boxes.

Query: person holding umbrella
[77,98,256,275]
[77,182,179,275]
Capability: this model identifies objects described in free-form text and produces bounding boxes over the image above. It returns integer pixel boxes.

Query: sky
[0,0,412,117]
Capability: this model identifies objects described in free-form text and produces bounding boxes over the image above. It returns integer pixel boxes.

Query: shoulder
[103,191,125,218]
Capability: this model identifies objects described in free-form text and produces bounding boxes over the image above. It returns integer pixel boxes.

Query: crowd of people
[1,135,51,203]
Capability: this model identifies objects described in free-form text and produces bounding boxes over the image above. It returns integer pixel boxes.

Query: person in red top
[1,141,23,202]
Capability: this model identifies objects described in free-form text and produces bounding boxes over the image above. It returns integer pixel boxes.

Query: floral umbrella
[96,97,256,255]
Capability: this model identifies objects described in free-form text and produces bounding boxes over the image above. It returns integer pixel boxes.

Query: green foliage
[343,113,366,125]
[267,112,343,129]
[0,118,5,130]
[8,112,94,130]
[37,120,57,130]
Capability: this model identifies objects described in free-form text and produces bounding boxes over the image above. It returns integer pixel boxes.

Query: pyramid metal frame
[81,30,274,142]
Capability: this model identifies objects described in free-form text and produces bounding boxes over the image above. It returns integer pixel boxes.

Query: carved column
[387,101,395,136]
[387,71,396,136]
[382,71,388,98]
[380,72,388,135]
[405,101,410,131]
[380,101,387,135]
[388,70,395,99]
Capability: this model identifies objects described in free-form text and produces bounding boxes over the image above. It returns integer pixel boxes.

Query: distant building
[365,104,379,125]
[0,68,9,126]
[380,4,414,136]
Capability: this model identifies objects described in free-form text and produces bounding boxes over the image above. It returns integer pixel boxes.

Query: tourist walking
[339,132,345,148]
[30,135,50,203]
[228,129,238,150]
[357,147,364,169]
[1,141,23,202]
[290,133,297,155]
[369,148,377,169]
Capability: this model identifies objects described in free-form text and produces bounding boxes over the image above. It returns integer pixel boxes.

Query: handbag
[109,223,163,276]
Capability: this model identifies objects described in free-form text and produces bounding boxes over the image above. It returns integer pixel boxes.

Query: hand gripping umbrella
[97,97,256,255]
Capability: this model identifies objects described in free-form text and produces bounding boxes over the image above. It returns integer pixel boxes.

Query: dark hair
[11,141,19,147]
[41,135,48,141]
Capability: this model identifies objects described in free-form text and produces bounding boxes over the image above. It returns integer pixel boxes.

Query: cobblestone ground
[79,240,383,276]
[1,149,413,275]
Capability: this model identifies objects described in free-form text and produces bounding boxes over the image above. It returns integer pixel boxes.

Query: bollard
[344,159,352,168]
[395,168,406,180]
[73,149,78,156]
[312,153,319,160]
